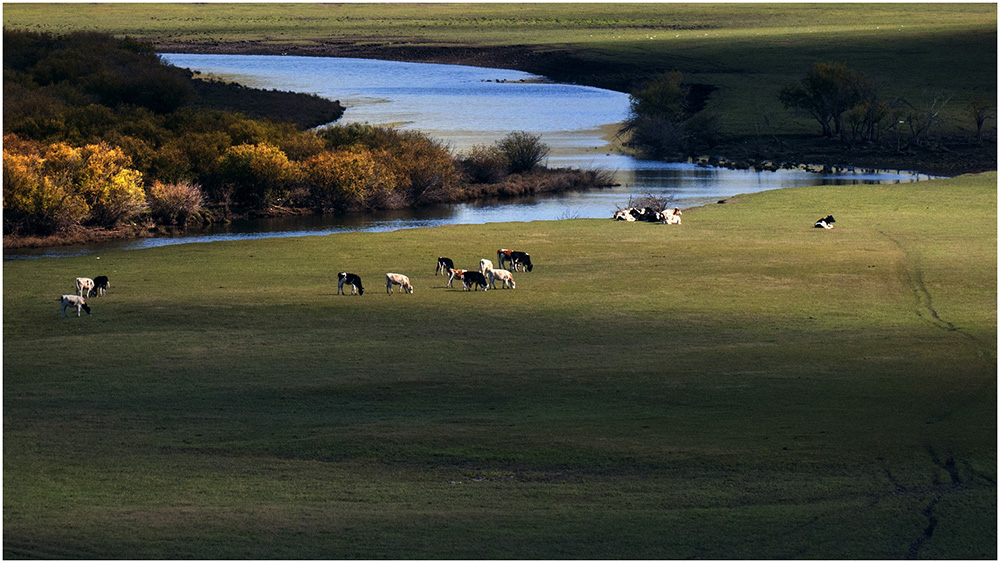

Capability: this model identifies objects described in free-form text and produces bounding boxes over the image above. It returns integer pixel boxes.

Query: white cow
[75,277,94,298]
[385,273,413,294]
[59,294,91,317]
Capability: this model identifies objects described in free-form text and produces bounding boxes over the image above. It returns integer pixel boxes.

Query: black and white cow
[59,294,91,317]
[461,270,489,291]
[436,257,455,275]
[509,251,533,272]
[337,272,365,295]
[814,215,836,229]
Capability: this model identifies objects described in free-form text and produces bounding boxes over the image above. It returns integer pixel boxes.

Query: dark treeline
[3,30,609,242]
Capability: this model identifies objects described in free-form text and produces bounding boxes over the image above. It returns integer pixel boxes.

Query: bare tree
[967,96,993,145]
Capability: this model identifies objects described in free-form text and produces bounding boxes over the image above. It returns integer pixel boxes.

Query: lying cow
[337,272,364,295]
[385,272,413,294]
[662,207,682,225]
[462,270,489,291]
[59,294,91,317]
[814,215,836,229]
[436,257,454,275]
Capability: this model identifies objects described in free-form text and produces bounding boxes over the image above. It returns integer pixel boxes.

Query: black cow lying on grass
[814,215,836,229]
[337,272,365,295]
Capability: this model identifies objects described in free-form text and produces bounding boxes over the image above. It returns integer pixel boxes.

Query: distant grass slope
[4,3,996,138]
[3,173,995,559]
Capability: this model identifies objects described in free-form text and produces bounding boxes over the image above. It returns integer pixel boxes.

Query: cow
[497,248,514,269]
[479,258,494,276]
[488,268,515,289]
[814,215,836,229]
[436,257,454,275]
[385,273,414,294]
[462,270,489,291]
[662,207,682,225]
[337,272,364,295]
[446,268,467,288]
[75,277,94,298]
[509,251,533,272]
[59,294,91,317]
[91,275,110,297]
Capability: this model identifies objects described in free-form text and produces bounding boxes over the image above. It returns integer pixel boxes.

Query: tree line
[623,62,993,159]
[3,30,602,239]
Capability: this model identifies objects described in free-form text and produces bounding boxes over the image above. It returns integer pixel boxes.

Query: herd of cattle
[58,248,532,318]
[59,211,835,316]
[614,206,683,224]
[336,248,533,297]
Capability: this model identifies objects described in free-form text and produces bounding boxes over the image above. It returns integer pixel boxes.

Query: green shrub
[494,130,549,174]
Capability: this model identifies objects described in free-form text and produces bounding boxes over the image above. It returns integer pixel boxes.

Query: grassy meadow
[3,3,996,138]
[3,172,996,559]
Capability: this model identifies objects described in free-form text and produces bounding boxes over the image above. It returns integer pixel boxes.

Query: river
[4,54,932,260]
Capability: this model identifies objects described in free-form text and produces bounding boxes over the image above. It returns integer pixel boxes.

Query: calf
[509,251,533,272]
[337,272,365,295]
[385,273,414,294]
[814,215,836,229]
[59,294,91,317]
[75,277,94,298]
[446,268,467,288]
[462,270,489,291]
[91,275,110,297]
[488,268,515,289]
[436,257,454,275]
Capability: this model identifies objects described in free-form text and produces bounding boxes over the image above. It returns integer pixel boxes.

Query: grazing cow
[814,215,836,229]
[59,294,91,317]
[446,268,467,288]
[91,275,110,297]
[509,251,533,272]
[479,258,494,276]
[337,272,365,295]
[488,268,516,289]
[75,277,94,298]
[436,257,454,275]
[497,248,514,269]
[385,273,413,294]
[462,270,489,291]
[662,207,682,225]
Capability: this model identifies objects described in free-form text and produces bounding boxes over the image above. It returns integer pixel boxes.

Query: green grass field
[3,3,996,137]
[4,172,995,559]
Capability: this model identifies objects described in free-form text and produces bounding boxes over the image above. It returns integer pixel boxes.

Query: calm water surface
[5,55,931,260]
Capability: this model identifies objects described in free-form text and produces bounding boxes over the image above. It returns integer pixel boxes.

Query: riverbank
[157,40,997,178]
[2,167,613,251]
